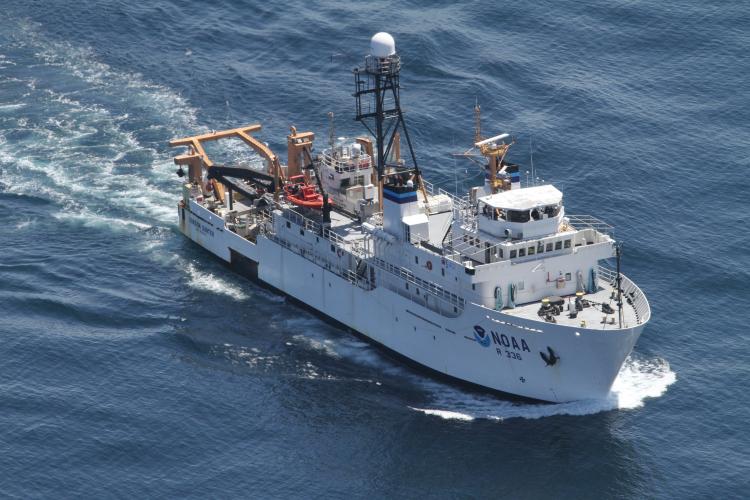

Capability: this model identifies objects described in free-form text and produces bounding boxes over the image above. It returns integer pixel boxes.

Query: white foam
[15,217,36,230]
[0,103,25,112]
[52,210,154,231]
[410,355,676,422]
[185,263,248,300]
[411,408,476,421]
[0,22,200,232]
[290,334,341,359]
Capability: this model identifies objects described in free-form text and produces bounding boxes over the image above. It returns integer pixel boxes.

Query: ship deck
[503,280,642,330]
[329,210,367,243]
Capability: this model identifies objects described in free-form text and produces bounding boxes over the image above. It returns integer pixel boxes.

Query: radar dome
[370,32,396,58]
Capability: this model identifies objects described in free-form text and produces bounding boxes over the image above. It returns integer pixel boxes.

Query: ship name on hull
[473,325,530,352]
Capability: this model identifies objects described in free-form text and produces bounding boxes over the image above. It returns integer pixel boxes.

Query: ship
[169,33,650,403]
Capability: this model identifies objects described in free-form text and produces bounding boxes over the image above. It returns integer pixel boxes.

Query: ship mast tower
[354,33,422,205]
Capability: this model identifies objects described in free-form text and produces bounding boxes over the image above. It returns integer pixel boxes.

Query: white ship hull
[179,201,646,403]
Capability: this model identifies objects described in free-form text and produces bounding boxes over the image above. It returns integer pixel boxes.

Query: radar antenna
[451,104,517,194]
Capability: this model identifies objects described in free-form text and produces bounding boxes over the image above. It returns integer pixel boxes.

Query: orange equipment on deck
[283,175,333,209]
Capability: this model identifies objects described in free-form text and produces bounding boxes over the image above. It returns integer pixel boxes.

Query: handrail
[597,265,651,325]
[566,214,614,237]
[372,257,465,310]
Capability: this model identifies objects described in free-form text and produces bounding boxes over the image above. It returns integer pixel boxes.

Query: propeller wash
[169,33,650,403]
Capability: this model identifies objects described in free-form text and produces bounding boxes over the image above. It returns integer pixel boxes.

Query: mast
[354,33,423,208]
[474,101,482,144]
[328,112,335,153]
[616,243,623,328]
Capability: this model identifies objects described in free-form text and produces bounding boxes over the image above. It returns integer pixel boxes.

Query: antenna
[452,135,458,195]
[327,112,335,153]
[616,243,623,328]
[451,105,516,194]
[474,99,482,144]
[529,135,535,186]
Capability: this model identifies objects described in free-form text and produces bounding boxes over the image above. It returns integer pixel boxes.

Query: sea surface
[1,1,748,498]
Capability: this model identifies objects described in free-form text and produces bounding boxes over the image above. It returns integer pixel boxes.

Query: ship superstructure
[169,33,650,403]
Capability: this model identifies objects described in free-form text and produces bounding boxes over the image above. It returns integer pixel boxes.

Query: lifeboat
[283,175,333,209]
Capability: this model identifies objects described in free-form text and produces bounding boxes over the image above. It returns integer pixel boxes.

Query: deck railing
[597,265,651,325]
[372,257,465,317]
[566,214,614,237]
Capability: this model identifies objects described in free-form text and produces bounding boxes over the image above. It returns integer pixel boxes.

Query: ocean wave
[411,355,676,421]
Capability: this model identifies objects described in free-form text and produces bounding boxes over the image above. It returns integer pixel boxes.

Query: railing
[264,229,375,291]
[438,188,469,210]
[364,54,401,74]
[373,257,465,316]
[566,214,614,237]
[280,207,322,234]
[318,153,372,173]
[597,265,651,325]
[265,206,376,289]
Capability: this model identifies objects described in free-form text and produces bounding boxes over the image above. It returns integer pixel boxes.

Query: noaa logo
[473,325,491,347]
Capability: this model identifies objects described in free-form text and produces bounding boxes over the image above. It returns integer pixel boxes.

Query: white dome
[370,32,396,58]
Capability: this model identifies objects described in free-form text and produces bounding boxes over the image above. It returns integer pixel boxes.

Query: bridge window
[528,246,535,255]
[564,239,571,249]
[546,243,553,252]
[507,210,530,223]
[538,242,544,253]
[555,241,562,250]
[510,249,517,259]
[518,248,526,257]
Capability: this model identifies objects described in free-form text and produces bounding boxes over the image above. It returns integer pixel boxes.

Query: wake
[0,20,253,296]
[410,355,676,421]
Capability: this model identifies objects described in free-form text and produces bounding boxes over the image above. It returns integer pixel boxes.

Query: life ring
[426,260,433,271]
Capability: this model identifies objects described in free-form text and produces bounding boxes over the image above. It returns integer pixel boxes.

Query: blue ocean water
[1,0,748,497]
